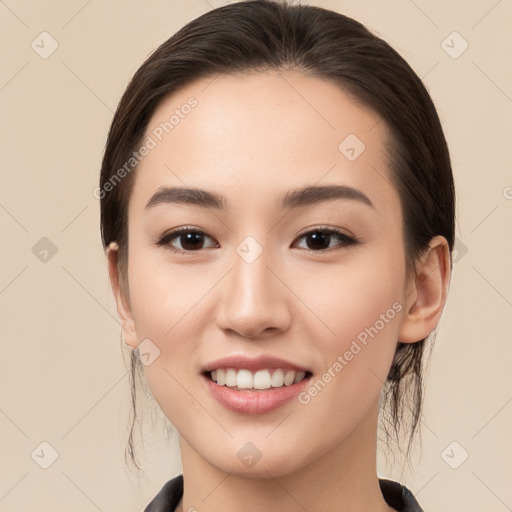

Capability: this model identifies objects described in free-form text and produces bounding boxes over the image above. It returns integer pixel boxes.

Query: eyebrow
[145,184,374,211]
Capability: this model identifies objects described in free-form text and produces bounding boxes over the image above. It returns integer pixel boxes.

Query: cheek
[127,254,207,424]
[292,250,404,408]
[293,274,402,447]
[125,248,208,393]
[291,250,405,344]
[127,244,211,333]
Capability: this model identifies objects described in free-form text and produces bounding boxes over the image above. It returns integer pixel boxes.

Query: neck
[177,397,395,512]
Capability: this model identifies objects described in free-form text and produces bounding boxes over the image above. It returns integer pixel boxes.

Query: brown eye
[294,228,358,252]
[156,227,218,253]
[174,232,207,251]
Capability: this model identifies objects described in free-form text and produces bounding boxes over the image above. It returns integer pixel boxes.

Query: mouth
[201,368,313,414]
[201,368,314,391]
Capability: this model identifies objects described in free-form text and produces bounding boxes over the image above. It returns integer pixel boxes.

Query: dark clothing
[144,474,425,511]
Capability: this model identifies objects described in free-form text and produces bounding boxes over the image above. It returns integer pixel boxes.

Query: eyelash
[154,225,360,255]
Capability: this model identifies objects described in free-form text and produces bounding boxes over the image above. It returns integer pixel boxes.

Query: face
[117,70,415,477]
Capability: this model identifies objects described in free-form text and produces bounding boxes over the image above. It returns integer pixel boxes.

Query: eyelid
[295,224,357,241]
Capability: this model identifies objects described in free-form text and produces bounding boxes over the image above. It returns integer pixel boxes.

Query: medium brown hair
[99,0,455,471]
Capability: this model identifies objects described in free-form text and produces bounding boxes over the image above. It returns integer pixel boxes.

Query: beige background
[1,0,511,510]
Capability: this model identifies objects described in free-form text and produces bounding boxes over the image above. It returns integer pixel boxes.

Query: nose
[215,242,292,339]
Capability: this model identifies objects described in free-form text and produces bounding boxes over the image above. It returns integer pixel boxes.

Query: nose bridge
[234,236,274,301]
[216,235,290,337]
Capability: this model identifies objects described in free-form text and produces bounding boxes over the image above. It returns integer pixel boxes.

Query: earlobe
[106,242,138,349]
[398,235,451,344]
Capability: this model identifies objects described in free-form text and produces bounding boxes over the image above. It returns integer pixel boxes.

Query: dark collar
[144,474,425,511]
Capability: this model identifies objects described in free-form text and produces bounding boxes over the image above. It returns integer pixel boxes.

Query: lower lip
[201,373,312,415]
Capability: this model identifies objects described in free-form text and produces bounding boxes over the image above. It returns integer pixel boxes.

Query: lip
[201,372,312,415]
[201,354,311,374]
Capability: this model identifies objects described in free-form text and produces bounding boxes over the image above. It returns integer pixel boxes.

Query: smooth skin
[107,70,450,512]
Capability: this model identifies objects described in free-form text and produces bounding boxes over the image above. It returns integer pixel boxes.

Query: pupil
[181,233,203,250]
[308,232,329,250]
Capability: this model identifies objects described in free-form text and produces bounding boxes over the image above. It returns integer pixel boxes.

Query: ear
[398,235,451,343]
[106,242,138,349]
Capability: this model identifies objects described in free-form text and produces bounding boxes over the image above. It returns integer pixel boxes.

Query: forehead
[130,70,399,216]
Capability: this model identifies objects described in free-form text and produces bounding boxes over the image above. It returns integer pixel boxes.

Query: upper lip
[201,354,311,374]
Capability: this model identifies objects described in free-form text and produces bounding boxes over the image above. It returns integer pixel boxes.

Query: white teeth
[209,368,308,389]
[271,369,284,387]
[225,368,237,386]
[237,369,255,389]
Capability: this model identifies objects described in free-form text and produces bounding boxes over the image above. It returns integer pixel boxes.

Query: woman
[99,1,454,510]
